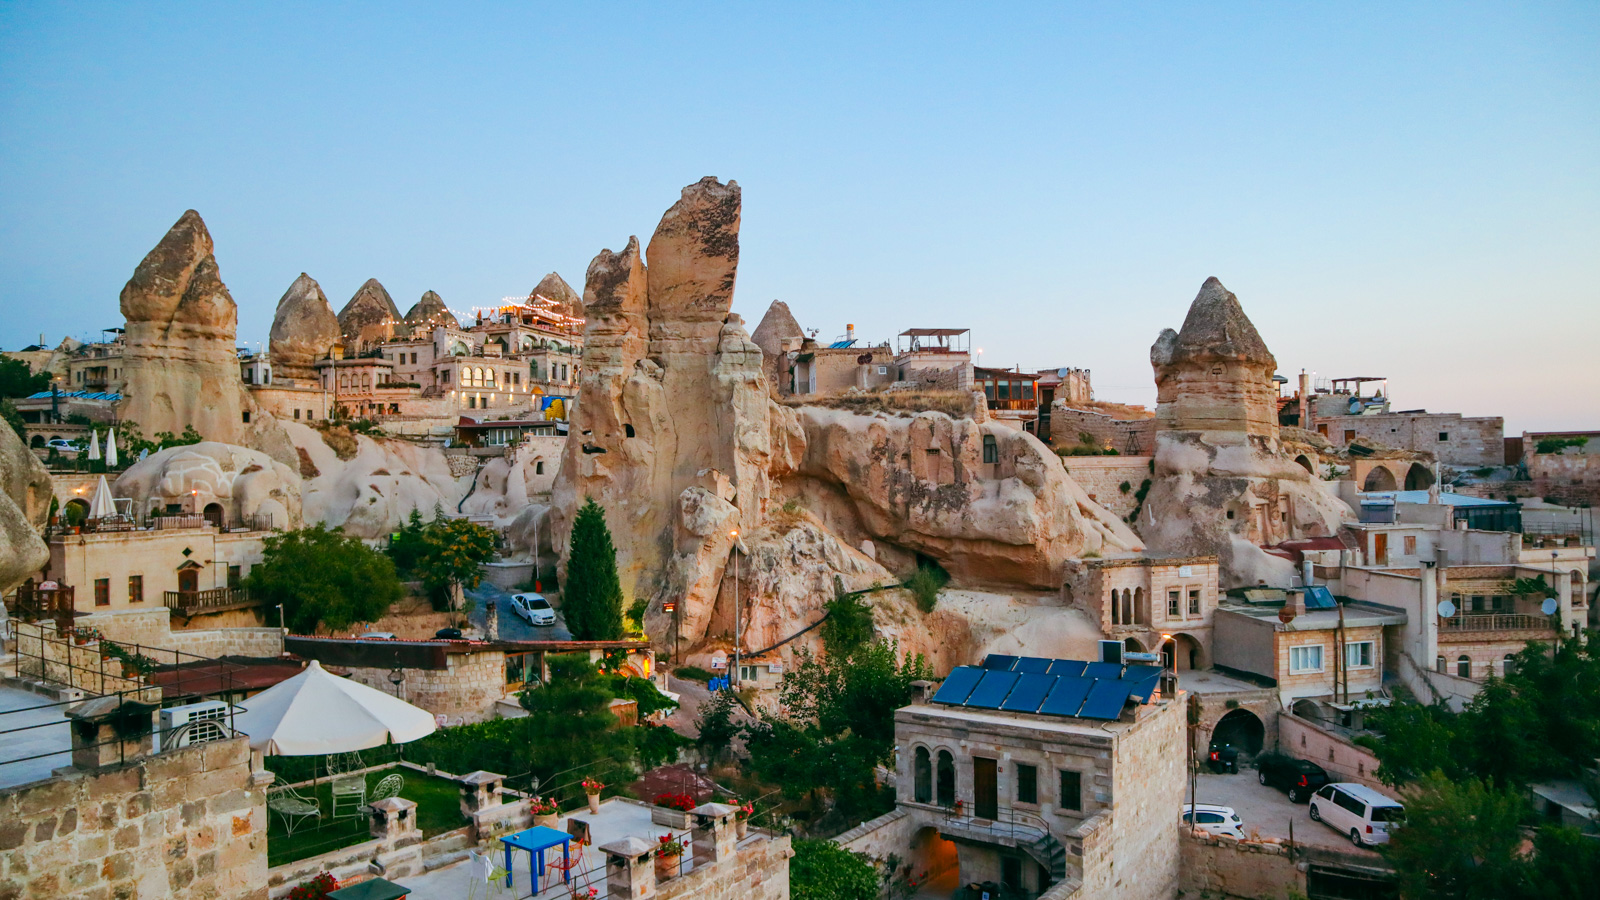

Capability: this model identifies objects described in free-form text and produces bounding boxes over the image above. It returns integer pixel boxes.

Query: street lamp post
[730,529,740,687]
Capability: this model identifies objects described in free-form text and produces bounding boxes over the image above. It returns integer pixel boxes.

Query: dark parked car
[1256,753,1329,803]
[434,627,464,640]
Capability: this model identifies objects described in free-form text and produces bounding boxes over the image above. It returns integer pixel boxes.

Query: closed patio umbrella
[87,430,100,461]
[87,476,116,519]
[104,429,118,467]
[233,660,436,756]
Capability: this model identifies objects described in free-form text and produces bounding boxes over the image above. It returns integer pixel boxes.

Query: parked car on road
[1310,783,1404,847]
[1181,804,1246,839]
[358,632,397,640]
[46,439,78,454]
[433,627,464,640]
[510,593,556,626]
[1256,753,1330,803]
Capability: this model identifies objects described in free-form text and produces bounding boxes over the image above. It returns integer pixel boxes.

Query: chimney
[66,696,157,771]
[1299,369,1313,431]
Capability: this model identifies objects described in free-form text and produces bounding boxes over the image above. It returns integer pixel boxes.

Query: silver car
[510,593,556,626]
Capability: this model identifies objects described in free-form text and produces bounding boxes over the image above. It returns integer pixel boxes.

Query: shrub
[1119,481,1131,494]
[822,591,875,653]
[654,792,696,811]
[675,666,713,683]
[287,874,339,900]
[904,562,948,613]
[791,840,879,900]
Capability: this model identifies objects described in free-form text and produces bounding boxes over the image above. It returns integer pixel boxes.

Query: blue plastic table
[499,825,571,890]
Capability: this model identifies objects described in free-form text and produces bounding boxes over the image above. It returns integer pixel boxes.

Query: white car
[510,593,556,626]
[1310,783,1404,847]
[358,632,397,640]
[46,439,78,454]
[1181,804,1246,839]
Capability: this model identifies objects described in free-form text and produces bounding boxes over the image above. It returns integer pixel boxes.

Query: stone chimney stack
[1299,369,1313,432]
[66,696,157,771]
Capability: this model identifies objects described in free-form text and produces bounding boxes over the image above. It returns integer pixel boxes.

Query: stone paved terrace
[0,683,72,790]
[400,797,772,900]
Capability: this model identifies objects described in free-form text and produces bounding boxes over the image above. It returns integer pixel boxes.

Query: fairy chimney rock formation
[268,273,341,382]
[117,210,254,444]
[338,278,402,350]
[752,300,804,392]
[1151,277,1280,443]
[402,290,459,333]
[530,272,584,319]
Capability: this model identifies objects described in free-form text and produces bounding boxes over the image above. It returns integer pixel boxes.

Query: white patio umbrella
[87,475,116,519]
[233,660,437,756]
[87,430,100,460]
[104,429,118,467]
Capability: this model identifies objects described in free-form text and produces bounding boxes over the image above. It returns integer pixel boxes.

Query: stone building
[1213,588,1406,709]
[843,654,1185,900]
[1063,556,1220,671]
[1049,403,1157,455]
[1316,411,1504,468]
[45,521,270,619]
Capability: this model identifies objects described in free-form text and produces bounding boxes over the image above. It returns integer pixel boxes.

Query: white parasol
[232,660,437,756]
[87,475,116,519]
[87,430,100,460]
[104,429,118,468]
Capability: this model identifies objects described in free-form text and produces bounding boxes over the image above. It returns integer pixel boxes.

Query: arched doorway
[1211,709,1265,756]
[63,498,89,527]
[29,434,44,449]
[908,827,961,896]
[1363,466,1397,492]
[1163,633,1205,671]
[1295,454,1313,474]
[202,503,225,529]
[914,747,932,803]
[935,750,955,807]
[177,562,201,594]
[1123,637,1145,654]
[1291,699,1324,722]
[1404,463,1435,491]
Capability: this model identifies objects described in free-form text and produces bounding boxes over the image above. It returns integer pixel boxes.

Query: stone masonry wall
[1277,713,1384,790]
[1051,405,1158,456]
[1097,698,1185,900]
[344,651,507,723]
[0,736,267,900]
[655,833,792,900]
[1058,457,1152,520]
[69,608,282,660]
[1179,831,1306,900]
[1318,413,1503,468]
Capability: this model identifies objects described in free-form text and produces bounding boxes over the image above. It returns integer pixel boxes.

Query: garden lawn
[266,769,467,868]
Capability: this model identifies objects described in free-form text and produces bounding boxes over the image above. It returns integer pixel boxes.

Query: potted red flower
[735,802,754,839]
[581,778,605,814]
[651,792,696,829]
[653,833,685,880]
[287,873,339,900]
[529,795,559,828]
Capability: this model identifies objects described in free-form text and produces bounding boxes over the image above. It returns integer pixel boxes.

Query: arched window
[1457,655,1471,679]
[936,750,955,807]
[485,368,496,385]
[982,434,998,464]
[1503,654,1517,676]
[1134,588,1144,623]
[1121,589,1133,627]
[914,747,932,804]
[535,461,544,475]
[1110,589,1120,625]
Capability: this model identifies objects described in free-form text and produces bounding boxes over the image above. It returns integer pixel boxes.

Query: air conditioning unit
[159,700,233,750]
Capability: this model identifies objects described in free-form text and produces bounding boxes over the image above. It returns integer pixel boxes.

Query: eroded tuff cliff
[554,178,1144,657]
[0,426,50,595]
[403,290,459,333]
[117,211,256,445]
[530,272,583,319]
[338,278,402,349]
[1140,278,1352,587]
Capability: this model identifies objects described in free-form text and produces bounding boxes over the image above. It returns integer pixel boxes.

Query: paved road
[464,582,572,642]
[1187,770,1381,857]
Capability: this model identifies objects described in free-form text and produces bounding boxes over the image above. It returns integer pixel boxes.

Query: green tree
[821,590,874,654]
[0,400,24,442]
[517,653,636,794]
[695,688,740,763]
[1383,774,1528,900]
[745,641,932,824]
[413,513,496,610]
[386,509,428,576]
[790,840,879,900]
[245,525,403,633]
[0,358,49,399]
[565,497,624,640]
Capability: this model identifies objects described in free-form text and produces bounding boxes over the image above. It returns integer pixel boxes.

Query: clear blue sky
[2,3,1595,432]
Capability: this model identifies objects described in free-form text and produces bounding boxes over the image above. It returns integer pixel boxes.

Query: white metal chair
[267,783,321,836]
[330,773,368,820]
[369,773,404,803]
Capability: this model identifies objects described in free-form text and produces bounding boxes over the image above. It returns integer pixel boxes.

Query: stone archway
[1212,708,1266,756]
[29,434,44,449]
[1123,637,1145,654]
[1291,699,1324,722]
[63,498,89,526]
[203,502,225,529]
[1294,454,1314,474]
[1163,633,1206,671]
[1363,466,1397,492]
[1404,463,1435,491]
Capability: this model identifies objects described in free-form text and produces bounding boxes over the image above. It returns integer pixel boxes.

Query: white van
[1309,782,1404,847]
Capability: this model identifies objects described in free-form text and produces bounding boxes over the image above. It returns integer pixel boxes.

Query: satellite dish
[1436,599,1457,619]
[1541,597,1559,616]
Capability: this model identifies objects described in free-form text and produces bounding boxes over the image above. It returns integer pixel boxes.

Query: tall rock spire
[269,273,341,383]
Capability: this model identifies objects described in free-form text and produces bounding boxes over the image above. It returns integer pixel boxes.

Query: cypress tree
[565,497,625,640]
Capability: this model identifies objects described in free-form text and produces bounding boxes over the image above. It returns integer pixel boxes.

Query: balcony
[1439,613,1554,636]
[163,587,259,617]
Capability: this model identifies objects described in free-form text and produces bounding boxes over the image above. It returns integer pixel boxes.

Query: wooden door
[178,567,198,593]
[1373,533,1389,566]
[974,756,998,820]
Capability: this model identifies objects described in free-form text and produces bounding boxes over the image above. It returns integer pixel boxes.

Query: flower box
[650,806,692,829]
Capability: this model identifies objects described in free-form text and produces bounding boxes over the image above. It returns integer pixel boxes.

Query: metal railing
[1440,613,1552,633]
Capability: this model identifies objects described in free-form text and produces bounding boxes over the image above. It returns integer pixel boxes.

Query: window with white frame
[1289,644,1324,674]
[1345,641,1374,669]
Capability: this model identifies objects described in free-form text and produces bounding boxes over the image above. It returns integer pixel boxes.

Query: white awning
[232,660,437,756]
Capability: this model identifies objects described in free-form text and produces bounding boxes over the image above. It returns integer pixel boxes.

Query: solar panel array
[929,654,1167,721]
